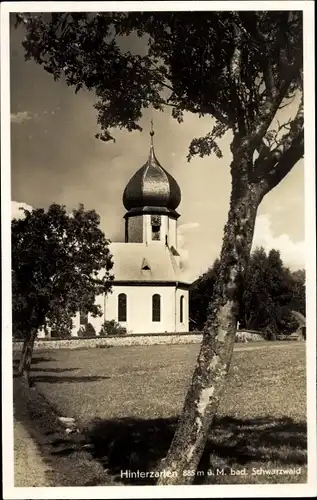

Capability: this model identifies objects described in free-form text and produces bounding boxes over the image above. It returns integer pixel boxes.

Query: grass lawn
[14,341,307,485]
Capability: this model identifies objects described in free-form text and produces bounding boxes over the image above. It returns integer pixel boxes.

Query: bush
[12,324,25,340]
[262,327,277,341]
[99,320,127,336]
[77,322,96,338]
[50,326,72,339]
[48,315,73,338]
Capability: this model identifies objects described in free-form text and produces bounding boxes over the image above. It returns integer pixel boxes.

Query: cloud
[11,201,33,220]
[11,111,37,124]
[177,222,200,246]
[252,214,305,270]
[177,215,305,284]
[177,222,200,276]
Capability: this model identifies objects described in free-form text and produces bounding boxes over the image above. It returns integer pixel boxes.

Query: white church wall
[175,287,189,332]
[38,286,188,337]
[142,214,177,246]
[159,216,169,244]
[143,214,151,244]
[168,218,177,249]
[104,284,189,334]
[69,293,105,337]
[71,314,80,336]
[37,327,46,339]
[88,293,105,335]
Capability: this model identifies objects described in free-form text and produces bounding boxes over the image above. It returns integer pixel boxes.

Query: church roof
[109,242,191,285]
[122,127,181,215]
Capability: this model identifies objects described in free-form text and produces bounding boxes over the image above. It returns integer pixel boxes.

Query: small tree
[189,259,220,330]
[241,247,295,336]
[12,203,113,385]
[77,322,97,338]
[99,319,127,336]
[192,248,304,338]
[290,269,306,317]
[240,247,269,331]
[15,10,304,481]
[49,314,73,338]
[264,249,297,336]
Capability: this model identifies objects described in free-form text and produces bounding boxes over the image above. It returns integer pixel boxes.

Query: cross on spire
[150,119,155,148]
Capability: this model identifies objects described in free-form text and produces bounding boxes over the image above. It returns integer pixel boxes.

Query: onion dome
[123,123,181,217]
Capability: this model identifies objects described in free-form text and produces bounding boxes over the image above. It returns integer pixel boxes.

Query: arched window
[152,294,161,322]
[118,293,127,322]
[80,310,88,326]
[151,215,161,241]
[180,295,184,323]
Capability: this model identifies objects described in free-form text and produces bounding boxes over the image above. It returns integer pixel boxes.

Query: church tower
[39,124,191,339]
[122,122,181,250]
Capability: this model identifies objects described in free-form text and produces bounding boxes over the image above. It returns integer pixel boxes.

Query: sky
[10,15,305,281]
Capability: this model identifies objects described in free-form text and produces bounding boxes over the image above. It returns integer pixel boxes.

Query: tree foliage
[189,259,221,330]
[190,247,305,337]
[289,268,306,316]
[12,203,113,361]
[242,248,302,338]
[15,11,303,183]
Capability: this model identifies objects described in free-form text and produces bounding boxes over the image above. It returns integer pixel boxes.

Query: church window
[118,293,127,322]
[152,294,161,322]
[151,215,161,241]
[80,311,88,326]
[180,295,184,323]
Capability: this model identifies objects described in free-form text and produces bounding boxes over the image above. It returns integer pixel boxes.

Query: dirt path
[14,419,52,487]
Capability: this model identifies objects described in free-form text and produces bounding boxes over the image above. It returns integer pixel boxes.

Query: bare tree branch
[278,94,296,110]
[230,23,243,83]
[249,64,300,153]
[254,96,304,191]
[257,117,293,158]
[269,97,303,161]
[263,62,278,100]
[229,18,250,135]
[261,131,303,194]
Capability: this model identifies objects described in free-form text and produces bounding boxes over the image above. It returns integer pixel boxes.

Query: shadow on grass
[13,372,307,487]
[30,374,111,384]
[13,355,58,368]
[13,355,110,383]
[30,367,78,373]
[59,415,307,485]
[13,355,58,373]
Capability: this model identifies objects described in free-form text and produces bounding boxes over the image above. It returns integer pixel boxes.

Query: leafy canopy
[190,247,305,335]
[16,11,303,179]
[189,258,221,330]
[12,203,113,337]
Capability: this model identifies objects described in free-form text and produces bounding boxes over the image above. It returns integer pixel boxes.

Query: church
[40,126,191,337]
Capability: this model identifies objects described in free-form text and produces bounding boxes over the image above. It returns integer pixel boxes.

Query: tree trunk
[18,328,37,387]
[18,339,28,375]
[157,172,264,485]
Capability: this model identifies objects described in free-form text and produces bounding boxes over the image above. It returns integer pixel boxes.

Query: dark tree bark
[18,338,28,375]
[158,155,265,484]
[18,328,37,387]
